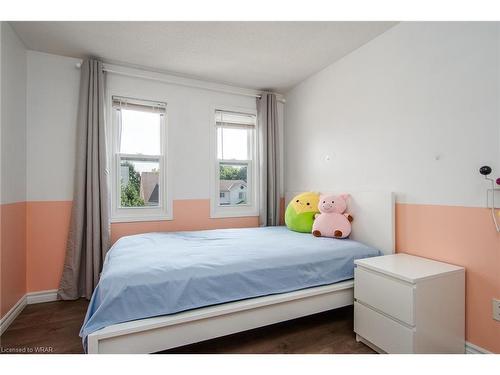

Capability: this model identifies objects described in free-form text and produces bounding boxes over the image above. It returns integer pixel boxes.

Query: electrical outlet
[493,299,500,321]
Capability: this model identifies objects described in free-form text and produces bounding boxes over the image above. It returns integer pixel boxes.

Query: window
[110,96,171,222]
[211,108,258,218]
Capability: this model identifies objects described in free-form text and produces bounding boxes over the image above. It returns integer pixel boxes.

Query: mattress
[80,226,381,345]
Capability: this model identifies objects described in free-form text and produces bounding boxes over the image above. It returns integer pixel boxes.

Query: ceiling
[10,21,397,92]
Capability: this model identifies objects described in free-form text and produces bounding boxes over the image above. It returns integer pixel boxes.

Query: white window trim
[108,93,173,223]
[209,104,259,219]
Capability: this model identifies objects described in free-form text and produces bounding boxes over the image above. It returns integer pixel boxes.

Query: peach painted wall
[26,201,72,293]
[396,203,500,353]
[19,198,500,353]
[111,199,259,243]
[25,199,259,293]
[0,202,27,317]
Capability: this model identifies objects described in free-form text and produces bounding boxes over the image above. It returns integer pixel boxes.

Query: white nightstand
[354,253,465,354]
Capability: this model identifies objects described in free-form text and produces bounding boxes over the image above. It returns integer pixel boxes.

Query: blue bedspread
[80,226,381,344]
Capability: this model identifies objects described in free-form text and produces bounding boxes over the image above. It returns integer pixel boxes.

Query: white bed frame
[87,191,395,354]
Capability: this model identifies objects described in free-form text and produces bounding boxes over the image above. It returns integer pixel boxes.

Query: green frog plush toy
[285,192,320,233]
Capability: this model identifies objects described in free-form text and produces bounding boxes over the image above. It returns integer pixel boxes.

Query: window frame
[209,105,259,219]
[109,95,172,223]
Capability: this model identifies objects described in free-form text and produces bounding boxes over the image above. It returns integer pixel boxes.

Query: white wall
[285,22,500,208]
[27,51,267,203]
[26,51,81,201]
[1,23,26,204]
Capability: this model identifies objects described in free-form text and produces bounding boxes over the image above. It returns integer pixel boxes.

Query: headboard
[285,191,395,255]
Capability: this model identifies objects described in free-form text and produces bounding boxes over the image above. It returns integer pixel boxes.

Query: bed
[85,191,395,354]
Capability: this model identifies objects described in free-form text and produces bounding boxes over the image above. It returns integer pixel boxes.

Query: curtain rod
[75,62,285,102]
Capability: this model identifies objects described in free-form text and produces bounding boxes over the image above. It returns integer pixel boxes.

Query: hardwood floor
[0,300,375,354]
[163,306,375,354]
[0,299,89,354]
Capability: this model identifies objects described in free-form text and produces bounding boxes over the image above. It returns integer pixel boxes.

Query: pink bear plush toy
[312,194,353,238]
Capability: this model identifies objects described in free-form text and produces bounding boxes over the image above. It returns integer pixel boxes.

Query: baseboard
[0,289,59,336]
[465,341,493,354]
[26,289,58,304]
[0,295,27,336]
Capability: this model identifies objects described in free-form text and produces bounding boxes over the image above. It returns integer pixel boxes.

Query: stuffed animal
[285,192,320,233]
[312,194,353,238]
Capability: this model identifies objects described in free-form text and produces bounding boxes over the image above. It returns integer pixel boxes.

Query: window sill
[210,209,259,219]
[111,214,173,223]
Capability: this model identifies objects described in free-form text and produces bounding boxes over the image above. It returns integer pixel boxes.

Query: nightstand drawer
[354,302,414,354]
[354,266,415,325]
